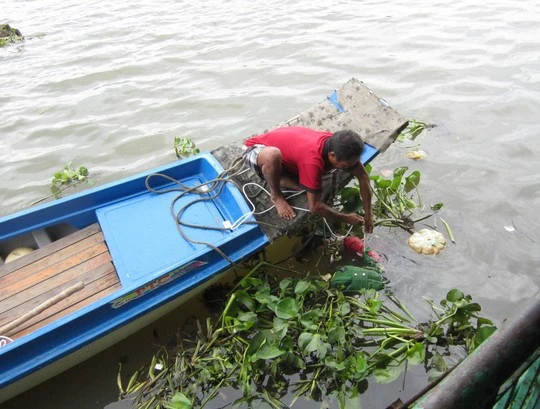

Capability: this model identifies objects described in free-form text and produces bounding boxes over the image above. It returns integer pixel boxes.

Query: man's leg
[257,147,296,220]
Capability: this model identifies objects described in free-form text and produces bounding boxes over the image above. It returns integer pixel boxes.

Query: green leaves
[251,343,286,361]
[373,363,404,384]
[345,164,434,233]
[50,162,91,198]
[327,325,346,345]
[298,332,322,354]
[337,149,446,235]
[174,137,200,159]
[0,24,23,47]
[406,342,425,365]
[396,119,435,142]
[473,325,497,348]
[300,310,320,331]
[446,289,465,302]
[275,297,299,319]
[426,288,497,354]
[121,262,496,409]
[339,186,363,212]
[164,392,192,409]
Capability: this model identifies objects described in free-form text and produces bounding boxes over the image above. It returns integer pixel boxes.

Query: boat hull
[0,153,269,403]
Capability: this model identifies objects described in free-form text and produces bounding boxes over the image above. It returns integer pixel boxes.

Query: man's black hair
[328,130,364,161]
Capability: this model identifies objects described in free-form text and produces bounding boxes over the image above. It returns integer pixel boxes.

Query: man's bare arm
[306,190,364,225]
[350,163,373,233]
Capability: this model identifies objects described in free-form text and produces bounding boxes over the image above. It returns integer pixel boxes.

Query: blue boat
[0,153,269,403]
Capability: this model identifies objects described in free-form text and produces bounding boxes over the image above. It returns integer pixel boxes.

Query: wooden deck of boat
[0,223,121,341]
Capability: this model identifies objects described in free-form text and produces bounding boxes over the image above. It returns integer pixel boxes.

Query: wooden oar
[0,282,85,337]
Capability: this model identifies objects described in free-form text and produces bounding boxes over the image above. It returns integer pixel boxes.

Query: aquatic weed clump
[118,262,496,409]
[0,24,23,47]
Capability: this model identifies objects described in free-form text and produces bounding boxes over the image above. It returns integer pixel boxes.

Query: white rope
[233,181,355,241]
[228,182,309,231]
[323,218,354,239]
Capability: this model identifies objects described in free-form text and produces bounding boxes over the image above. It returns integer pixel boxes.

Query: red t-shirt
[245,127,332,192]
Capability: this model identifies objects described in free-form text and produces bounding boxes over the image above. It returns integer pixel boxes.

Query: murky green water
[1,0,539,407]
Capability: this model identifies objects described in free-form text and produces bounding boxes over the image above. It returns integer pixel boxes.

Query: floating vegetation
[31,162,93,206]
[0,24,23,47]
[338,165,435,236]
[439,218,455,244]
[397,119,436,143]
[174,137,200,159]
[50,162,91,198]
[117,262,496,409]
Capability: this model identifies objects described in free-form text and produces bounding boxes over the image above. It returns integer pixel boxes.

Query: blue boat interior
[97,171,260,287]
[0,154,266,264]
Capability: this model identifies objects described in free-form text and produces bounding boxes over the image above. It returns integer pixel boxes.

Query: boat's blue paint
[327,90,346,113]
[0,153,269,396]
[361,143,379,166]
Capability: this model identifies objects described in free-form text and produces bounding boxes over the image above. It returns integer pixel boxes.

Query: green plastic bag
[330,265,384,292]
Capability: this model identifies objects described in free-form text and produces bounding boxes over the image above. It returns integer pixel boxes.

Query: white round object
[408,229,446,255]
[5,247,35,263]
[407,150,427,160]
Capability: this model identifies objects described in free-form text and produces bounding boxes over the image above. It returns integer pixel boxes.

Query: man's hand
[343,213,364,225]
[343,212,374,233]
[363,213,374,234]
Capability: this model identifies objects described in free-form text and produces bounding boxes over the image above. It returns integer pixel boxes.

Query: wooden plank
[0,229,105,290]
[0,223,101,278]
[0,241,109,303]
[11,268,121,339]
[0,222,122,341]
[0,255,113,325]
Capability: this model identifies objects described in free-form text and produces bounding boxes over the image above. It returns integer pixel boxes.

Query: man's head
[327,130,364,169]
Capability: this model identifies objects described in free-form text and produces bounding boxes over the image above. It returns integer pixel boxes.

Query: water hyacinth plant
[50,162,91,198]
[117,262,496,409]
[338,164,440,234]
[174,137,200,159]
[0,24,23,47]
[396,119,436,143]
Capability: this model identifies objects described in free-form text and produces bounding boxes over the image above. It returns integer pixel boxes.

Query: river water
[1,0,539,408]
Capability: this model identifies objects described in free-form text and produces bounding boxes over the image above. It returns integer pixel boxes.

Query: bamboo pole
[0,282,85,336]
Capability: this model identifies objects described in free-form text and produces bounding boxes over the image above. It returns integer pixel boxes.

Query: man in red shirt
[244,126,373,233]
